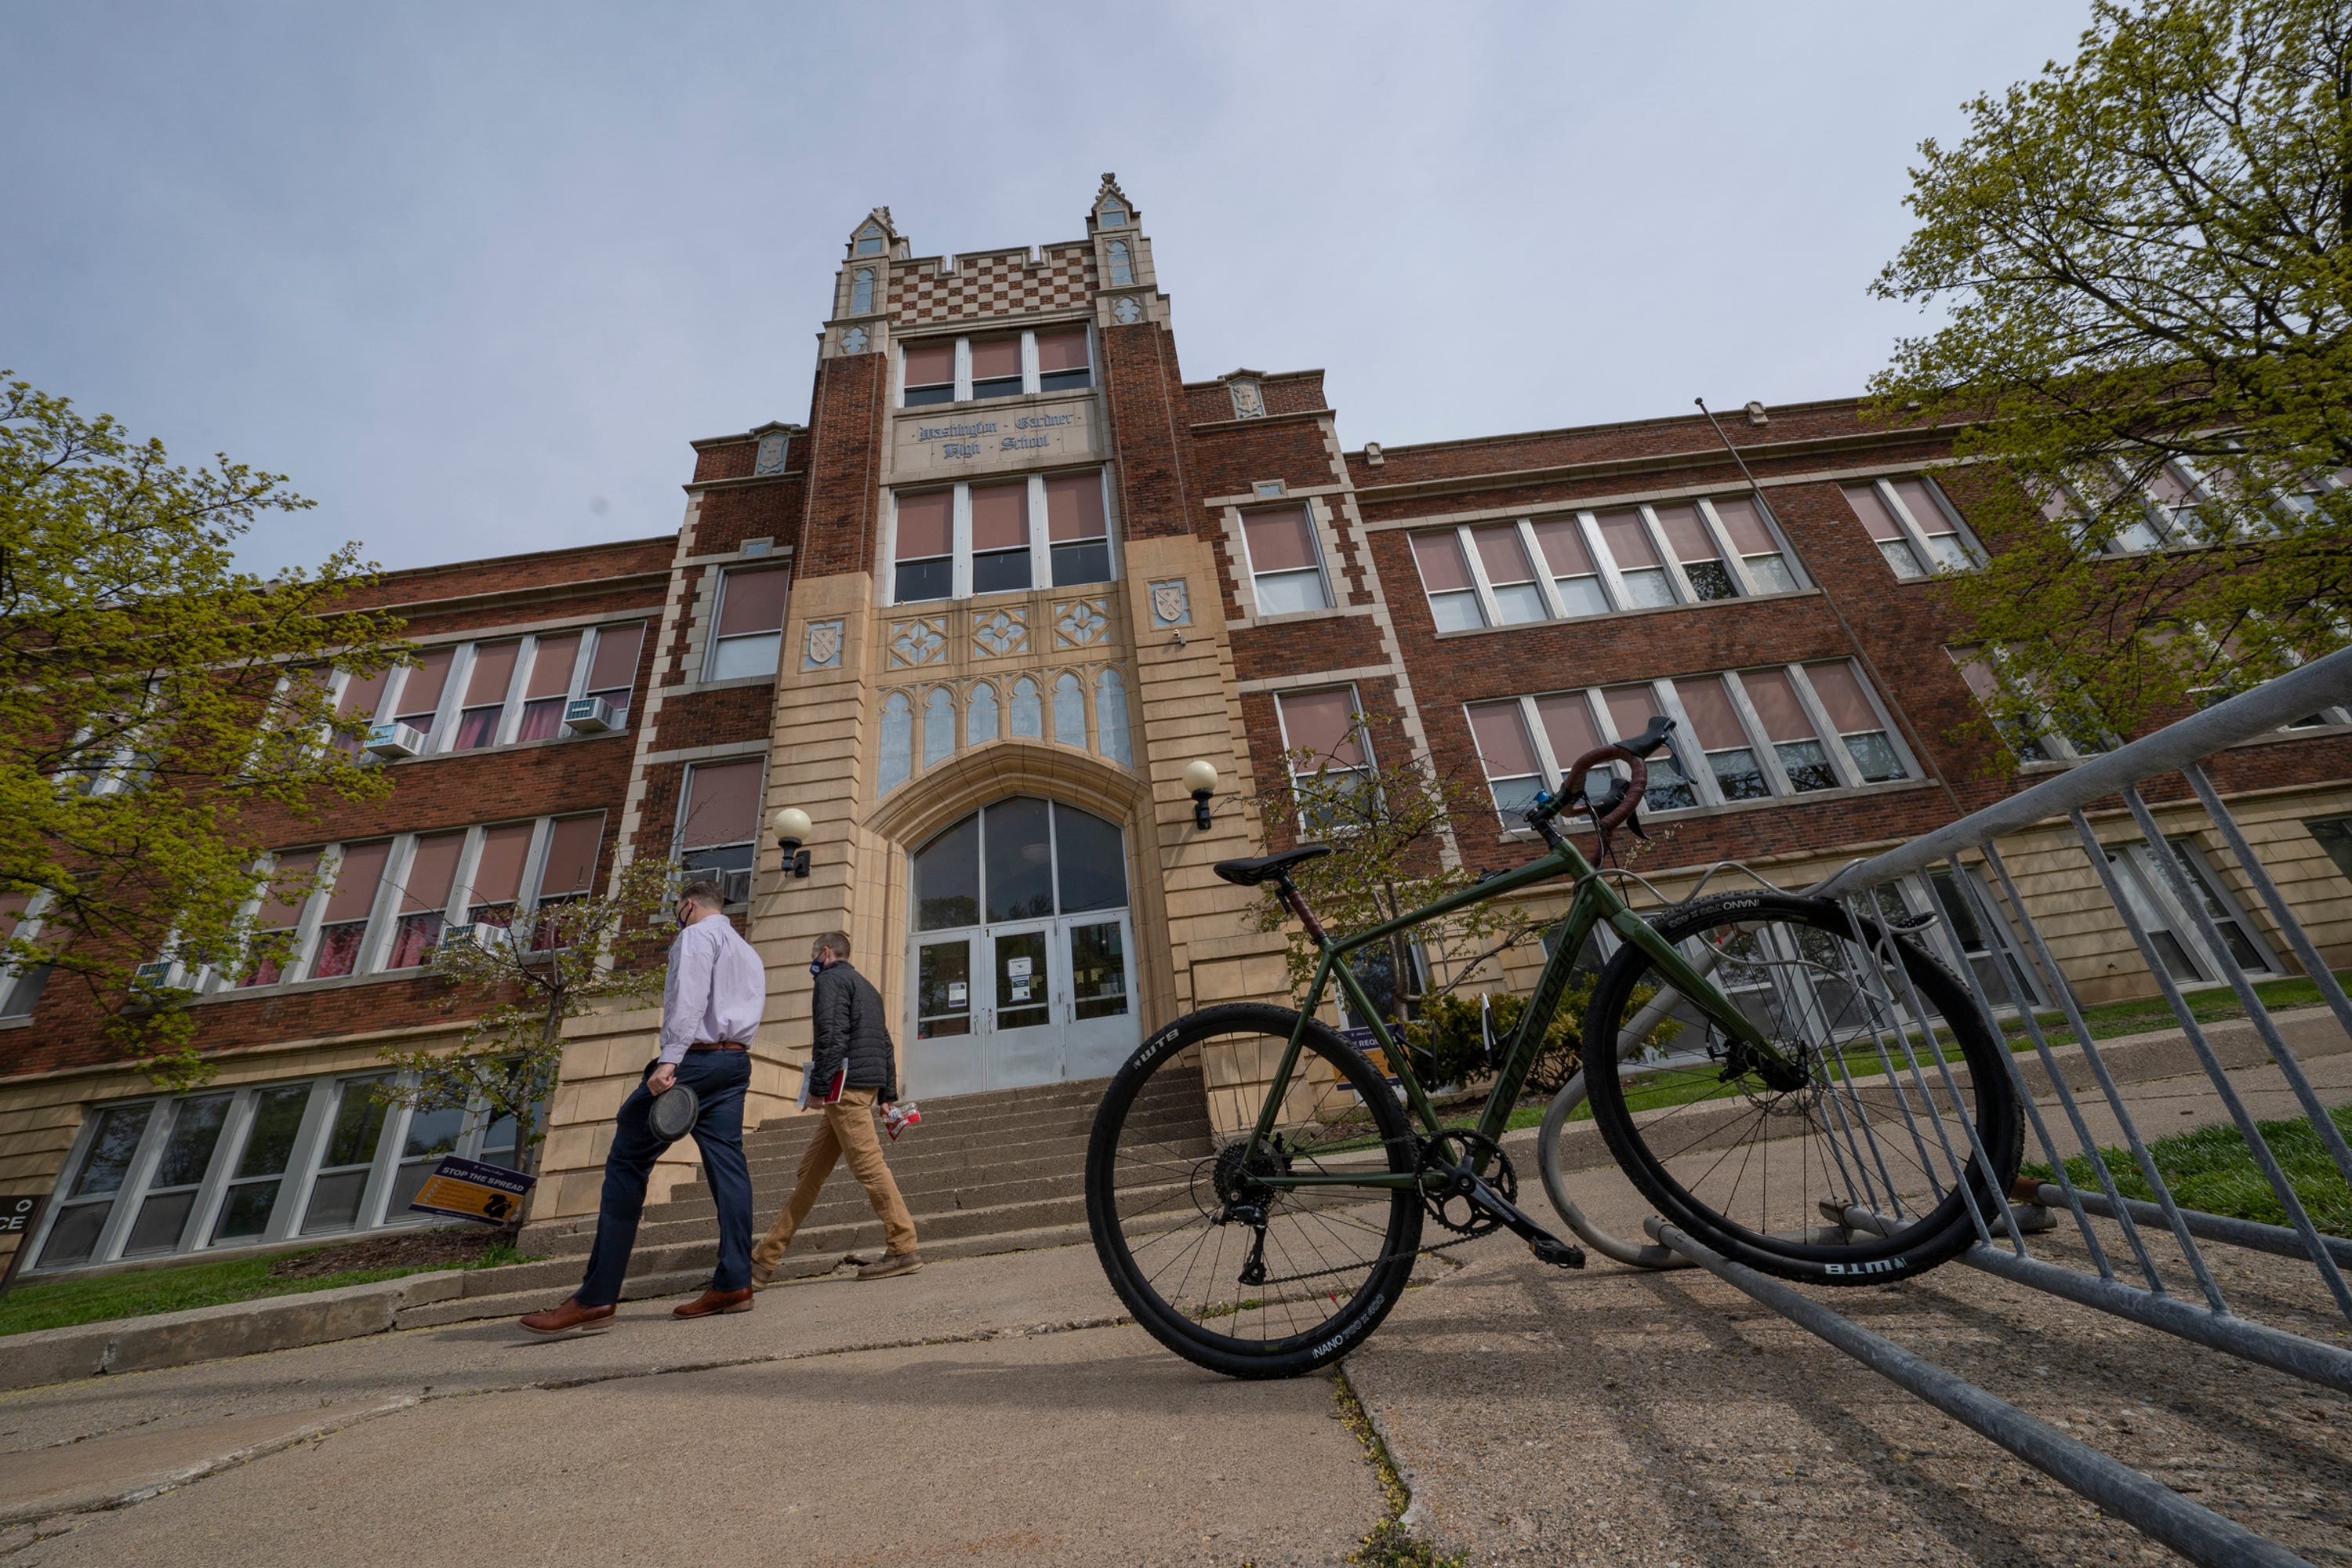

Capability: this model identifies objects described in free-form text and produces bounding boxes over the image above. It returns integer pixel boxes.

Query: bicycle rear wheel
[1086,1004,1424,1379]
[1582,891,2021,1285]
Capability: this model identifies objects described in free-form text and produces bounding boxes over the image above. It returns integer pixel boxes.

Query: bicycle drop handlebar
[1523,714,1677,837]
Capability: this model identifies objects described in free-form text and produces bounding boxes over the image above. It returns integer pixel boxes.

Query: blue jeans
[578,1049,753,1306]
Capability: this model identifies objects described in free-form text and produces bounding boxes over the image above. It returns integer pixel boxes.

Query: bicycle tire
[1086,1004,1424,1379]
[1582,891,2022,1286]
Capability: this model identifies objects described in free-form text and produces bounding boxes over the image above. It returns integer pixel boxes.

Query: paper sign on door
[1007,957,1033,978]
[948,982,967,1004]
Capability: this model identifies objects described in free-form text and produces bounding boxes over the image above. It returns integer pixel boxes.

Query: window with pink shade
[386,833,464,970]
[709,565,790,681]
[1276,685,1374,829]
[1410,531,1483,632]
[583,622,644,725]
[1594,510,1674,608]
[391,646,454,736]
[453,642,519,751]
[466,823,534,928]
[309,841,391,978]
[530,813,607,949]
[515,633,580,742]
[1241,506,1330,615]
[240,850,320,988]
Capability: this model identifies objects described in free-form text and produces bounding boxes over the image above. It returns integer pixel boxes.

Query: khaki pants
[752,1087,918,1270]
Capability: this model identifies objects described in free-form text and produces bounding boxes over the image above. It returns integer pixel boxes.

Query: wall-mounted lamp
[1183,759,1218,831]
[772,807,813,879]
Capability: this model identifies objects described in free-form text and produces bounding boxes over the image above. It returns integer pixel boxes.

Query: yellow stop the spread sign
[408,1156,535,1225]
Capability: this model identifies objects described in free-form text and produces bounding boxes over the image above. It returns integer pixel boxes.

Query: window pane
[310,920,368,979]
[1254,569,1329,614]
[463,642,520,707]
[916,939,972,1038]
[1410,531,1473,593]
[683,762,760,849]
[1472,525,1534,585]
[1488,774,1545,815]
[1602,687,1667,747]
[969,337,1021,380]
[1803,661,1882,732]
[1843,483,1907,541]
[1672,678,1748,751]
[453,706,501,750]
[210,1181,280,1243]
[971,482,1029,551]
[539,814,605,898]
[1653,504,1719,565]
[524,633,581,700]
[235,1086,315,1179]
[1428,589,1485,632]
[252,848,321,934]
[915,815,980,930]
[967,682,999,744]
[69,1104,155,1199]
[301,1171,369,1234]
[1279,688,1367,768]
[1553,575,1610,616]
[1010,678,1042,738]
[515,697,565,742]
[151,1094,232,1189]
[1709,495,1777,556]
[1740,668,1818,743]
[924,687,955,768]
[1776,739,1840,791]
[1923,533,1976,571]
[1534,694,1603,767]
[321,1079,392,1168]
[895,558,953,603]
[1054,804,1128,914]
[715,567,790,637]
[38,1203,112,1267]
[586,623,645,696]
[1050,539,1111,587]
[1053,672,1085,747]
[1682,561,1737,601]
[1531,517,1595,576]
[322,841,390,925]
[1468,702,1541,779]
[1036,328,1089,373]
[468,823,534,912]
[1744,554,1798,593]
[895,491,954,560]
[972,550,1032,595]
[1595,510,1660,568]
[1242,506,1318,572]
[1094,670,1132,766]
[1069,921,1128,1020]
[1878,539,1927,579]
[1845,731,1905,782]
[337,667,390,720]
[394,647,454,724]
[1490,583,1548,624]
[984,797,1055,921]
[1617,568,1675,608]
[904,342,954,387]
[1889,479,1951,535]
[123,1189,198,1254]
[1708,748,1772,800]
[1044,474,1106,540]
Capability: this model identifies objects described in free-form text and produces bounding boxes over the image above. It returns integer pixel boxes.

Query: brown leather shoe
[519,1298,615,1336]
[857,1250,924,1281]
[673,1287,755,1318]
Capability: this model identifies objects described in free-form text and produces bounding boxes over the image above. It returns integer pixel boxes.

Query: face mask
[809,960,826,976]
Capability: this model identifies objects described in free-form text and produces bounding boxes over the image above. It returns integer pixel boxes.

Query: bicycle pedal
[1529,1238,1586,1269]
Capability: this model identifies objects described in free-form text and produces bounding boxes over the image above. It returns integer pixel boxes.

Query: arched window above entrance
[1010,677,1043,739]
[1053,673,1085,748]
[880,692,913,797]
[968,681,999,745]
[910,797,1128,933]
[923,687,956,769]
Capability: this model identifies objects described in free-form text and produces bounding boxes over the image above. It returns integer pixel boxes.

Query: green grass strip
[0,1242,532,1337]
[2024,1103,2352,1239]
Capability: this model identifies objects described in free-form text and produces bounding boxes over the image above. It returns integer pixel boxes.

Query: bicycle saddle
[1212,844,1332,886]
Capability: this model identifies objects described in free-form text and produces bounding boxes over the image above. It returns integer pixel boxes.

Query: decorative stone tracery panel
[887,617,948,667]
[1054,597,1109,649]
[971,607,1029,659]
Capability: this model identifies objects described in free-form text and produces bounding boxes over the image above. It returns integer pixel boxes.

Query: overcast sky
[2,3,2095,575]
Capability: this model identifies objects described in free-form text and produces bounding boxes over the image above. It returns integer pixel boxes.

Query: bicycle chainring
[1418,1129,1517,1237]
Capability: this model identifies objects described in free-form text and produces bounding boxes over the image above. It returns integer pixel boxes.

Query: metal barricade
[1548,645,2352,1568]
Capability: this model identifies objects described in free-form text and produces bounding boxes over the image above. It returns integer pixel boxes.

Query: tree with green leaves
[0,374,408,1084]
[375,851,681,1237]
[1870,0,2352,748]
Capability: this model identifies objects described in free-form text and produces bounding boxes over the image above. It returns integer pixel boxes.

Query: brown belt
[687,1040,749,1052]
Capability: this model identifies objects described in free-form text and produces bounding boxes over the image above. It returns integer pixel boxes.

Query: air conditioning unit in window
[562,697,615,734]
[440,922,513,955]
[720,868,753,906]
[364,721,429,759]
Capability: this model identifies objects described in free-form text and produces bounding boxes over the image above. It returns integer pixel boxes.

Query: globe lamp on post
[772,807,813,879]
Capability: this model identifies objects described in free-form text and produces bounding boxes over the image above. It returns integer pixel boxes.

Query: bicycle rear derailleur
[1417,1131,1585,1270]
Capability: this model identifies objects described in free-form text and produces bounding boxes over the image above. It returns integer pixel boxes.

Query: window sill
[1490,775,1936,837]
[1232,604,1373,630]
[896,384,1094,417]
[891,578,1120,615]
[671,674,778,696]
[1428,587,1819,641]
[192,964,445,1005]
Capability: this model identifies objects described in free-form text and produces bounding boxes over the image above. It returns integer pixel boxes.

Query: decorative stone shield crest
[803,620,844,670]
[754,431,788,476]
[1149,579,1190,627]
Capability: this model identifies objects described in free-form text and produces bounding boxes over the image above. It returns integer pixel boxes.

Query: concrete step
[741,1098,1207,1160]
[712,1127,1212,1203]
[648,1164,1092,1230]
[735,1078,1196,1148]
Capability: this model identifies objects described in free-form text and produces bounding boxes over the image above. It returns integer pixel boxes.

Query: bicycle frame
[1240,828,1780,1196]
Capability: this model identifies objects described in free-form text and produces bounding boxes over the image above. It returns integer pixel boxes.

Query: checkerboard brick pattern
[893,246,1096,323]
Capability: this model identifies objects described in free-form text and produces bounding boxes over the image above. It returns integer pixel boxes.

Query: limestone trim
[643,739,774,767]
[858,737,1151,851]
[606,497,706,889]
[1348,425,1967,507]
[1236,665,1401,695]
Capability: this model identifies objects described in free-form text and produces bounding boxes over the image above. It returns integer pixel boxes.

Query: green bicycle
[1086,717,2024,1380]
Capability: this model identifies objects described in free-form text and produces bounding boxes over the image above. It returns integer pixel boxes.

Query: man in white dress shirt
[521,878,765,1335]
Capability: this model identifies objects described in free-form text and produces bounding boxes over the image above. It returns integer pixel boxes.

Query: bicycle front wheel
[1583,891,2021,1285]
[1086,1004,1424,1379]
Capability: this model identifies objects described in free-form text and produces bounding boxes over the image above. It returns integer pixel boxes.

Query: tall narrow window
[532,812,607,942]
[1468,700,1546,815]
[466,823,533,929]
[1595,511,1674,608]
[310,841,390,979]
[893,490,955,603]
[1602,687,1695,809]
[1675,677,1769,799]
[1805,661,1905,782]
[1411,532,1484,631]
[387,833,463,969]
[209,1084,314,1244]
[1240,506,1330,614]
[515,633,579,742]
[680,763,761,877]
[924,686,956,768]
[1053,672,1086,747]
[879,692,913,794]
[902,340,956,408]
[1277,687,1374,828]
[968,681,1000,745]
[35,1102,154,1267]
[850,267,875,314]
[334,666,390,754]
[241,850,321,988]
[1011,677,1043,739]
[1708,495,1797,592]
[1532,518,1611,616]
[1046,473,1110,586]
[1888,478,1980,569]
[122,1093,230,1254]
[1742,668,1838,790]
[709,565,789,680]
[1844,482,1924,577]
[0,891,50,1021]
[1654,504,1736,601]
[583,622,644,727]
[1036,328,1091,392]
[392,646,454,739]
[970,481,1031,595]
[970,336,1023,401]
[1107,239,1134,286]
[300,1076,393,1234]
[1094,669,1132,765]
[1534,693,1604,779]
[453,642,519,751]
[1473,525,1548,623]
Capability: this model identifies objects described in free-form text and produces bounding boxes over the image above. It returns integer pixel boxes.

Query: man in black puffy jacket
[749,931,922,1283]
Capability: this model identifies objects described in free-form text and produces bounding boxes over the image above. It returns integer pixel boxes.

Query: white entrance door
[902,797,1142,1094]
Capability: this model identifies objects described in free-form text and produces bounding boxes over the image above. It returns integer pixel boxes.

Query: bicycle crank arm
[1438,1163,1586,1269]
